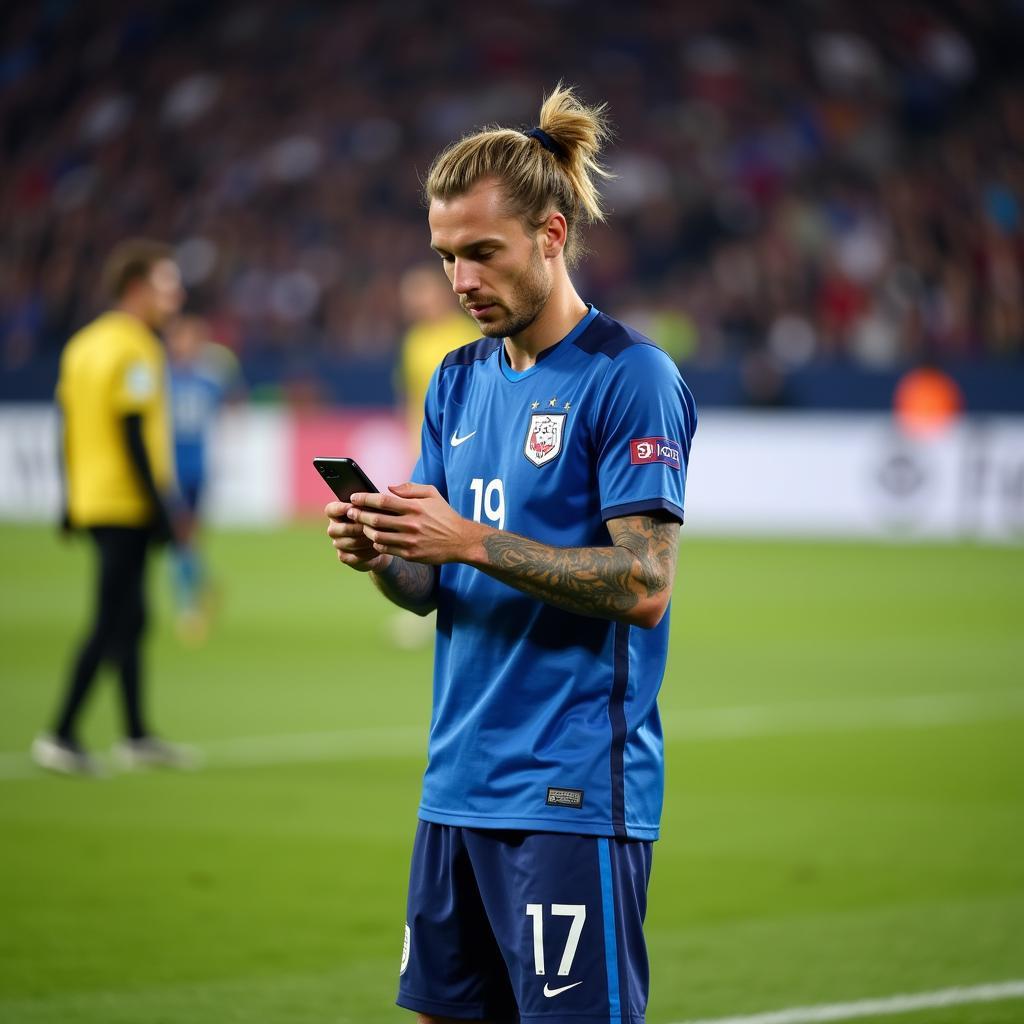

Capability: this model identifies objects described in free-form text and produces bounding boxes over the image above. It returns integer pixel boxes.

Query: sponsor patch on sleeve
[630,436,681,469]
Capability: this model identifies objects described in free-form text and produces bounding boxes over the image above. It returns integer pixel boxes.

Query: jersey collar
[498,305,600,382]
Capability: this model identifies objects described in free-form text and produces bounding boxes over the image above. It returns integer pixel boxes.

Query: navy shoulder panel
[572,312,650,360]
[440,335,501,371]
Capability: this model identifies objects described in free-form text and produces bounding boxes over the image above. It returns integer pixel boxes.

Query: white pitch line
[199,723,425,764]
[674,979,1024,1024]
[662,687,1024,741]
[0,753,47,781]
[0,724,426,781]
[2,688,1022,781]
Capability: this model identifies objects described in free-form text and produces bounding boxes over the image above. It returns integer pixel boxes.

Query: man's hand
[170,506,196,548]
[326,499,392,572]
[152,499,191,549]
[344,483,487,565]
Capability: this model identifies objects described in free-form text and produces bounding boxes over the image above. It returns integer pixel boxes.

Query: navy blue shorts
[396,822,653,1023]
[178,477,204,514]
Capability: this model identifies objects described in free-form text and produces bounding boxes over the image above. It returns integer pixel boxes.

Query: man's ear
[539,211,568,259]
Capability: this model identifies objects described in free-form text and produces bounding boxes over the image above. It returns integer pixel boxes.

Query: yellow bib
[57,311,173,527]
[400,313,480,437]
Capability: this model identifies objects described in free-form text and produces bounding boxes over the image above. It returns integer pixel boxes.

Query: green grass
[0,525,1022,1023]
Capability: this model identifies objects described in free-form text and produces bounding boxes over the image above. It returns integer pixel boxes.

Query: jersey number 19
[469,478,505,529]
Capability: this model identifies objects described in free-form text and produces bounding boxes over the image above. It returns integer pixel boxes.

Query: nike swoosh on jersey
[450,430,477,446]
[542,981,583,998]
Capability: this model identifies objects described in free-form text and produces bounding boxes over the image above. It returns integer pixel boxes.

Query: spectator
[1,1,1021,384]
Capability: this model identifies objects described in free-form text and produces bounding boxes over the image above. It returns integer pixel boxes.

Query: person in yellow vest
[389,264,481,650]
[398,262,482,449]
[32,240,197,776]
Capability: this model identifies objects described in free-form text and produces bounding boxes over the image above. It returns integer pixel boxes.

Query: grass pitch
[0,525,1022,1023]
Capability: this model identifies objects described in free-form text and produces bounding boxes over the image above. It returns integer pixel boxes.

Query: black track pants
[55,526,152,742]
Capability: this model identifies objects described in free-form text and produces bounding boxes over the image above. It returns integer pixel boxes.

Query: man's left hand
[346,483,487,565]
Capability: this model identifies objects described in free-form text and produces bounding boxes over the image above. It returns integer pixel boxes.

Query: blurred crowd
[2,0,1023,379]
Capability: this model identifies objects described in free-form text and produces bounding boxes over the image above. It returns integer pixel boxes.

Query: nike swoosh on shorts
[542,981,583,998]
[450,430,477,446]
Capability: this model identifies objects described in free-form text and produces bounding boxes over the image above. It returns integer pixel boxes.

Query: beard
[465,243,551,338]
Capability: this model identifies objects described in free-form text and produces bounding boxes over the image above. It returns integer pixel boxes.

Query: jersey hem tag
[546,787,584,808]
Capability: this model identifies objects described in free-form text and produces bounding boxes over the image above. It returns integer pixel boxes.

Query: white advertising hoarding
[0,405,290,527]
[0,406,1021,542]
[685,413,1024,541]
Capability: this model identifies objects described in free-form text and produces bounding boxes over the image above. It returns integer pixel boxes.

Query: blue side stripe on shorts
[597,838,622,1023]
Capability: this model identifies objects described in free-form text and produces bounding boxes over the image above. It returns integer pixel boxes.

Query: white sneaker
[114,736,202,771]
[31,734,104,777]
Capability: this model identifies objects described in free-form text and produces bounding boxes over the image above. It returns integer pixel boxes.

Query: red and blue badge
[630,437,681,469]
[524,412,566,467]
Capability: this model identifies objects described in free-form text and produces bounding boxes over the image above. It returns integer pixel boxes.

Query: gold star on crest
[531,401,540,409]
[548,396,558,407]
[563,401,572,411]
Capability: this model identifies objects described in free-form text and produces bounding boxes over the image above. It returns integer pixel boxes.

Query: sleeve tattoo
[479,513,679,621]
[371,556,438,616]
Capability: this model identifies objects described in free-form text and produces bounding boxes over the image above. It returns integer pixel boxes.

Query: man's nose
[451,259,479,295]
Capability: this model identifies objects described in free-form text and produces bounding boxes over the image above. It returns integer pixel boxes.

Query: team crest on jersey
[524,412,565,467]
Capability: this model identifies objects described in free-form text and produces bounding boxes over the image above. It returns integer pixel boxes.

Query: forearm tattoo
[480,514,679,620]
[607,515,678,598]
[371,556,437,615]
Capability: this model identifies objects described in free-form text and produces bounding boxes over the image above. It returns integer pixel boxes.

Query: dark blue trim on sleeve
[440,336,501,371]
[609,623,630,839]
[573,312,637,359]
[557,304,600,349]
[602,497,685,524]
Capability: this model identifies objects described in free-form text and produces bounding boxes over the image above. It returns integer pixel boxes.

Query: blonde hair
[425,83,612,268]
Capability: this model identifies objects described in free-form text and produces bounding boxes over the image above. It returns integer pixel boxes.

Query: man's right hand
[326,501,392,573]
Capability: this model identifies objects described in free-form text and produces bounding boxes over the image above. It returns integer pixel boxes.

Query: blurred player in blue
[325,84,696,1023]
[166,314,241,642]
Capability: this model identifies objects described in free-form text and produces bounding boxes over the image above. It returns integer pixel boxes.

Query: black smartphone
[312,457,378,502]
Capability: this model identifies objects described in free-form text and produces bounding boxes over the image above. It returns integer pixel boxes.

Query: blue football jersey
[412,307,696,841]
[170,348,235,487]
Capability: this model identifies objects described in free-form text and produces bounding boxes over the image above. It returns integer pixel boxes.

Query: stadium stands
[1,1,1022,406]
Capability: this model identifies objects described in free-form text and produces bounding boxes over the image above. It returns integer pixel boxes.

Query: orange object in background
[893,366,964,436]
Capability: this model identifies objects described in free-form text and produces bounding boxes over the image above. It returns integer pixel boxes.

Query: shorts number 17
[525,903,586,976]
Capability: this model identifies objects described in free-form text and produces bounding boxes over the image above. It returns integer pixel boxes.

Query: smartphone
[312,457,378,503]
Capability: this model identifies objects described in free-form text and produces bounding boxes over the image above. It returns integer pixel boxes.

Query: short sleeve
[411,365,448,500]
[593,345,696,523]
[112,350,160,414]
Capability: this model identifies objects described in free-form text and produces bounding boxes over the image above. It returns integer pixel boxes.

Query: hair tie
[524,127,565,159]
